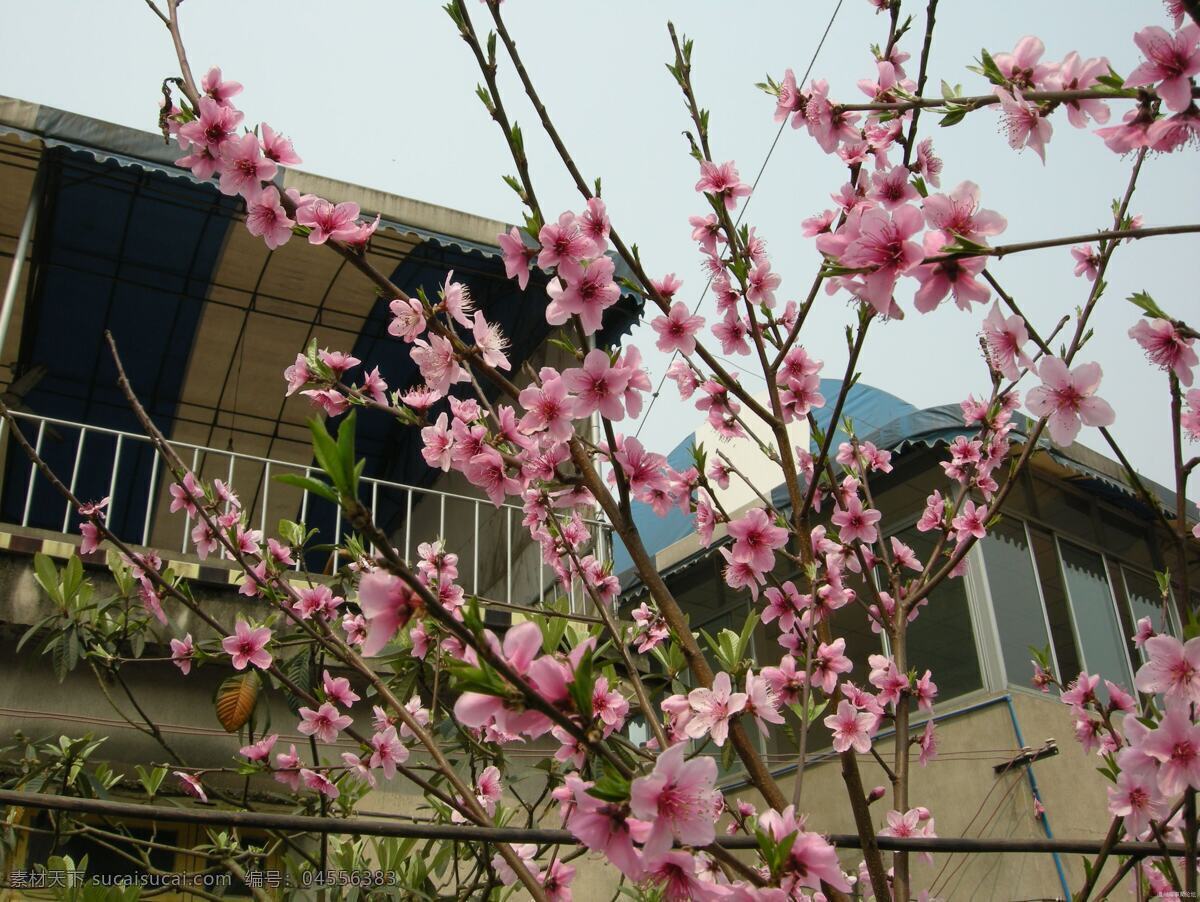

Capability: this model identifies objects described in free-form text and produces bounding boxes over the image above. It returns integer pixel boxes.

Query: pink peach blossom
[1026,357,1115,445]
[685,672,747,747]
[1126,24,1200,112]
[629,742,720,856]
[221,620,272,670]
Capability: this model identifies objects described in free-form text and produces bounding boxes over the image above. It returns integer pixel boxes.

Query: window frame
[978,506,1172,695]
[878,515,993,702]
[1053,533,1136,690]
[974,516,1063,692]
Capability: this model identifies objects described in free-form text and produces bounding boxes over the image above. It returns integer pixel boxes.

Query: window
[1119,567,1177,663]
[1059,539,1133,691]
[981,518,1053,689]
[1033,478,1099,545]
[895,527,983,703]
[1099,509,1156,572]
[1028,525,1082,683]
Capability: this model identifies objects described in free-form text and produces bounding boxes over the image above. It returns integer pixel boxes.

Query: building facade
[619,380,1198,899]
[0,96,630,897]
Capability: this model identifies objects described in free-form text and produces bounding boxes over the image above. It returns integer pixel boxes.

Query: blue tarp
[612,378,918,575]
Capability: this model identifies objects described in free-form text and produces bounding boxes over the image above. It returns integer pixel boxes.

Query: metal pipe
[0,788,1182,857]
[333,504,342,571]
[0,165,42,363]
[142,448,160,546]
[0,411,612,593]
[0,410,602,528]
[21,417,46,526]
[260,461,270,535]
[107,434,123,526]
[62,428,86,532]
[182,446,200,553]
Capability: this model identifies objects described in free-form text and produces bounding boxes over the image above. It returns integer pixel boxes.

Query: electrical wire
[632,0,846,440]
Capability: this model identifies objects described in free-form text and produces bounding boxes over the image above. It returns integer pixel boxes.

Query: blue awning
[0,96,644,541]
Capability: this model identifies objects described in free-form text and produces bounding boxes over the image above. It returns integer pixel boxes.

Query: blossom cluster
[60,0,1197,897]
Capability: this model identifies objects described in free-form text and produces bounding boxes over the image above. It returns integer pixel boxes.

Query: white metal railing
[0,410,610,612]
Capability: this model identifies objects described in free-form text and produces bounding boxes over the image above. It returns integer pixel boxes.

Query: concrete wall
[0,537,626,898]
[2,540,1129,900]
[725,690,1122,900]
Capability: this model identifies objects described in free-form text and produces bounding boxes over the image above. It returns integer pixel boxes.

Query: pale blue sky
[2,1,1197,492]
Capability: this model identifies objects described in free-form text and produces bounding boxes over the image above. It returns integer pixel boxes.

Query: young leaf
[568,647,596,721]
[335,411,360,495]
[308,417,345,493]
[586,770,632,803]
[33,553,62,606]
[1127,290,1168,321]
[274,473,339,505]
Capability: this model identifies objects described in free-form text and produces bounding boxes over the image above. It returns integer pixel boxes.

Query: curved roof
[616,385,1193,585]
[613,379,917,573]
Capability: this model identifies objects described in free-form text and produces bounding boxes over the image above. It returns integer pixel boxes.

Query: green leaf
[135,764,167,797]
[736,609,758,662]
[275,472,339,504]
[278,519,308,548]
[475,84,494,113]
[586,770,631,803]
[548,337,579,358]
[63,554,84,603]
[939,107,967,128]
[940,234,993,257]
[335,411,360,496]
[542,599,569,655]
[447,662,508,697]
[33,553,62,605]
[975,48,1007,86]
[52,631,77,682]
[280,652,314,715]
[1127,290,1168,321]
[308,417,345,492]
[568,647,596,722]
[17,614,56,653]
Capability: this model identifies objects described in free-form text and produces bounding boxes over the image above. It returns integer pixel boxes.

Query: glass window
[895,527,983,703]
[1033,478,1099,545]
[1029,525,1081,684]
[1100,509,1156,571]
[1122,567,1176,656]
[1059,539,1133,691]
[981,518,1052,690]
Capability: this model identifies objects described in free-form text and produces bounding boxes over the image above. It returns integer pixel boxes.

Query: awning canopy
[0,96,642,538]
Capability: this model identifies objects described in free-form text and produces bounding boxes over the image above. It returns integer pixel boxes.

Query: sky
[2,1,1197,493]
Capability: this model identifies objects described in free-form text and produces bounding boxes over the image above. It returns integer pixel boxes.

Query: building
[0,95,632,895]
[619,379,1199,900]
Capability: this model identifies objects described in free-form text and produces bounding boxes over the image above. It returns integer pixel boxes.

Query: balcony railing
[0,411,609,612]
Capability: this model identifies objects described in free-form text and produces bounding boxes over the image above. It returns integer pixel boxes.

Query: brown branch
[838,84,1200,113]
[923,223,1200,264]
[900,0,938,169]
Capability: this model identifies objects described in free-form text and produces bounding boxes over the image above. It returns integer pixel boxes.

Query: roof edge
[0,94,511,248]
